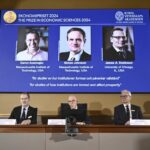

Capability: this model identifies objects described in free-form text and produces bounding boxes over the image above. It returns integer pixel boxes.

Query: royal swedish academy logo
[3,11,17,23]
[115,11,124,21]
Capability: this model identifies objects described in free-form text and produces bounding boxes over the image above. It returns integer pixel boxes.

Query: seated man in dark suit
[103,27,134,61]
[60,95,88,125]
[9,92,37,125]
[114,89,143,125]
[59,27,91,61]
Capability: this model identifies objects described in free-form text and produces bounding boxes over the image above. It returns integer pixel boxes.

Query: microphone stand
[65,117,79,137]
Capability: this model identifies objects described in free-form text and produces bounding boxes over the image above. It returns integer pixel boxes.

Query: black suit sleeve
[9,107,21,124]
[28,107,37,124]
[114,107,123,125]
[9,108,17,119]
[132,106,143,119]
[114,106,127,125]
[138,107,143,119]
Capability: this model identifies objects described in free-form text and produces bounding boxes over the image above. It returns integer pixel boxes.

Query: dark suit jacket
[59,51,91,61]
[9,106,37,124]
[114,104,143,125]
[103,46,134,61]
[60,103,88,123]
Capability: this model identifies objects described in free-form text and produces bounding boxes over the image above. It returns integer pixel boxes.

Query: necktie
[118,52,123,57]
[21,108,26,120]
[123,51,126,59]
[118,52,126,59]
[71,57,75,61]
[126,105,130,120]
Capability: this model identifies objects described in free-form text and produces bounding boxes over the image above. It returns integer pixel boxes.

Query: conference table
[0,124,150,150]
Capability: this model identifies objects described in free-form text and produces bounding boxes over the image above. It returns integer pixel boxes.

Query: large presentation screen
[0,9,149,93]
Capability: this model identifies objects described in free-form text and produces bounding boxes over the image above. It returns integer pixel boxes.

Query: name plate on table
[48,119,66,125]
[0,119,16,125]
[130,119,150,125]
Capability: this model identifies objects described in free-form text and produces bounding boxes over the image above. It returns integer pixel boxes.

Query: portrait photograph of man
[16,26,48,61]
[103,26,135,61]
[59,26,91,61]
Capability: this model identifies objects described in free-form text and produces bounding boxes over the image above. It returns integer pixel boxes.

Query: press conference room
[0,1,150,150]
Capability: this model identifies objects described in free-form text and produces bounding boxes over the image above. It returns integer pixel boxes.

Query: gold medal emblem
[3,11,17,23]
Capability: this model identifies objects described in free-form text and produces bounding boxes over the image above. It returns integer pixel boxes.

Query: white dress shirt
[20,106,29,118]
[16,49,48,61]
[67,50,83,61]
[123,103,132,119]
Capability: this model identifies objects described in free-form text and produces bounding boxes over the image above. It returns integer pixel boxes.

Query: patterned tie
[118,52,123,57]
[126,105,130,120]
[71,57,75,61]
[118,51,126,59]
[122,51,127,59]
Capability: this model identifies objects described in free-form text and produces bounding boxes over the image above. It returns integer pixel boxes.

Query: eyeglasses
[21,97,29,100]
[68,99,76,103]
[120,95,129,98]
[112,36,126,40]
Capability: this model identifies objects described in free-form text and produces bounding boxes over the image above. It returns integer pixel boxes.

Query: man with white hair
[114,89,143,125]
[60,95,88,125]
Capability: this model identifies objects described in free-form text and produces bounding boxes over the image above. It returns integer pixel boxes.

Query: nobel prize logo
[115,11,124,21]
[3,11,17,23]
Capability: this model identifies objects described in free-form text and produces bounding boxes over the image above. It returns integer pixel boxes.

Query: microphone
[65,116,79,137]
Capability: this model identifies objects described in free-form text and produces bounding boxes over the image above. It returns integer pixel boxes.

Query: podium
[0,125,150,150]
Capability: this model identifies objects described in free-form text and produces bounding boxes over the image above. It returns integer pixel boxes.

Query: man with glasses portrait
[103,27,135,61]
